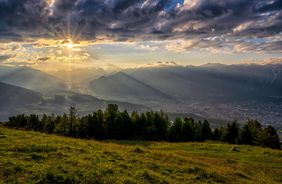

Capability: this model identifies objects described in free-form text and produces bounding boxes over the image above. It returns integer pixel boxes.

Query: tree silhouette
[222,121,239,144]
[69,107,77,136]
[201,120,213,141]
[181,118,194,141]
[239,125,253,145]
[257,126,281,149]
[5,105,281,149]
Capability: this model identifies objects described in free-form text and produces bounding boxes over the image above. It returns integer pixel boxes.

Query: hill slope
[125,64,282,102]
[0,66,67,93]
[0,82,42,113]
[90,72,171,101]
[0,127,281,183]
[0,81,148,121]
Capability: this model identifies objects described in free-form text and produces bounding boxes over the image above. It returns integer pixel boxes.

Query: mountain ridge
[90,71,172,101]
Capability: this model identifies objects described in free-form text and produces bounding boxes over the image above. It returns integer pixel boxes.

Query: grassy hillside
[0,126,281,184]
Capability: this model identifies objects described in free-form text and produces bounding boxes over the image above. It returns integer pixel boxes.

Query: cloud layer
[0,0,282,52]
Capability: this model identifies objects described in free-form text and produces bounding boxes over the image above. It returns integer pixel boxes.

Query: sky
[0,0,282,71]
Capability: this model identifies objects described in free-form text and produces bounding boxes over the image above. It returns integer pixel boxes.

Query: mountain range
[89,63,282,128]
[0,66,67,93]
[90,72,171,101]
[0,63,281,128]
[0,67,148,121]
[90,63,282,102]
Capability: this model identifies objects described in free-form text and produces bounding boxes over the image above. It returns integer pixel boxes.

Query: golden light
[47,0,56,7]
[66,39,74,49]
[58,39,81,50]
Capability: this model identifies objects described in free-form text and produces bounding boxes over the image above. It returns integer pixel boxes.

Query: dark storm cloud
[0,0,50,40]
[0,0,281,52]
[257,0,282,13]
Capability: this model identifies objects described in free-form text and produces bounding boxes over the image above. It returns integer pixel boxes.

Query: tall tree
[257,126,281,149]
[104,104,119,138]
[69,107,77,136]
[181,118,194,141]
[212,128,221,141]
[238,125,253,145]
[194,121,203,142]
[245,119,262,145]
[222,121,239,144]
[201,120,213,141]
[168,118,182,142]
[154,111,169,140]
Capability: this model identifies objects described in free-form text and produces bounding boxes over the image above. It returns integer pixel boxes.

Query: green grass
[0,126,281,184]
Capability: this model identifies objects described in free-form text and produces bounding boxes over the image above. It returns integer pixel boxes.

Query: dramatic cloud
[0,0,281,53]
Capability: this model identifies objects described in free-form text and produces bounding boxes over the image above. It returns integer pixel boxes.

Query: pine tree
[181,118,194,141]
[168,118,182,142]
[257,126,281,149]
[212,128,221,140]
[69,107,77,136]
[201,120,212,141]
[222,121,239,144]
[239,125,253,145]
[245,119,262,145]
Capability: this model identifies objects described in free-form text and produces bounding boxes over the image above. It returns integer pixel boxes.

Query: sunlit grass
[0,126,281,183]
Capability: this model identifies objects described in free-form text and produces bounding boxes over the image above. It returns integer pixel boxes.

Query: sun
[66,39,74,49]
[47,0,56,7]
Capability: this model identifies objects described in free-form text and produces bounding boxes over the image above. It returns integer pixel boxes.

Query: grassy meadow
[0,126,281,184]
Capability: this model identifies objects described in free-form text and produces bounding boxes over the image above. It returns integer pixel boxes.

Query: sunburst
[47,0,56,7]
[66,39,74,49]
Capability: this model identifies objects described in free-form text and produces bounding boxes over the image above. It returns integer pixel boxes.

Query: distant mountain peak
[200,63,227,68]
[261,58,282,65]
[146,61,180,67]
[0,66,67,93]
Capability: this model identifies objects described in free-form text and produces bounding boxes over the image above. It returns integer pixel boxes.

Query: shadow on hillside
[103,140,153,147]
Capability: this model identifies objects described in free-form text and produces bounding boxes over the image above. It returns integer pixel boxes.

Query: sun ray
[66,39,74,49]
[47,0,56,7]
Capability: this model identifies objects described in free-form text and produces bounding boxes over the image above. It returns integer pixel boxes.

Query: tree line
[6,104,281,149]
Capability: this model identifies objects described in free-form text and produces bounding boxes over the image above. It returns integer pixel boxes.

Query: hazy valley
[0,63,281,131]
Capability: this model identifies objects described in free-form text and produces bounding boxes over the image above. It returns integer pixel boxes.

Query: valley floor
[0,126,281,184]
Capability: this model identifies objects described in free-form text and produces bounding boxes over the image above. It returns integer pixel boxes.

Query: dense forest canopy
[6,104,281,150]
